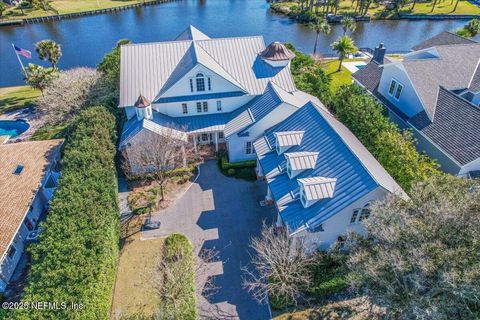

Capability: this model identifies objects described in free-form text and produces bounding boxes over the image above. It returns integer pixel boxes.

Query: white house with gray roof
[118,26,319,166]
[353,32,480,177]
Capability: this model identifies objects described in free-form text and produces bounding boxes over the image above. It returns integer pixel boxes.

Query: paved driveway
[142,160,276,319]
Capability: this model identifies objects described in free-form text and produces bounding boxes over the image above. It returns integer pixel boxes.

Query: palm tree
[35,40,62,69]
[465,19,480,37]
[331,35,358,72]
[341,16,356,35]
[309,18,331,57]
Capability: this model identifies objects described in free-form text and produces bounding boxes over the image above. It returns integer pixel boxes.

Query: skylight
[13,165,24,175]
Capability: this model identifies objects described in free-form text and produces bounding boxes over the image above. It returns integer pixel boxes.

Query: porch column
[193,134,198,153]
[215,131,219,152]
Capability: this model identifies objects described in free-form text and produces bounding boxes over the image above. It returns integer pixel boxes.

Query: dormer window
[196,73,205,92]
[297,176,337,208]
[388,79,397,95]
[284,152,318,179]
[394,83,403,100]
[274,131,305,155]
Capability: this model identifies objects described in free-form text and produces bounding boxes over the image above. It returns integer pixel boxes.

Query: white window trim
[394,83,403,101]
[388,78,398,96]
[246,141,253,155]
[216,100,222,111]
[182,103,188,114]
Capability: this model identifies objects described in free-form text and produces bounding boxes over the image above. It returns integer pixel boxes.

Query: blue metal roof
[155,91,246,104]
[256,103,379,232]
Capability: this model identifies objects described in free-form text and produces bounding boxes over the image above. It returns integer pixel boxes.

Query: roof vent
[260,42,295,68]
[13,165,24,175]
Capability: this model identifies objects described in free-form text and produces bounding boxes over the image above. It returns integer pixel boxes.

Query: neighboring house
[0,139,63,293]
[118,26,319,168]
[254,102,406,250]
[353,32,480,177]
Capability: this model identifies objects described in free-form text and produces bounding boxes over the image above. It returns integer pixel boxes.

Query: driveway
[142,160,276,319]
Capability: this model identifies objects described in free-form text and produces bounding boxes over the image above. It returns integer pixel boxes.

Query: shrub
[227,168,236,176]
[306,251,349,298]
[156,233,197,319]
[16,106,119,320]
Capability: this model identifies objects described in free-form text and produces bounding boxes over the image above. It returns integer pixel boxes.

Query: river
[0,0,470,87]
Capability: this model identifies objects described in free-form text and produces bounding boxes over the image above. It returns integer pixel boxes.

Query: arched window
[196,73,205,92]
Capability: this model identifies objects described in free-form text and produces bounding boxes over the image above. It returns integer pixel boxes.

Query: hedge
[218,153,256,170]
[159,233,197,320]
[16,106,119,320]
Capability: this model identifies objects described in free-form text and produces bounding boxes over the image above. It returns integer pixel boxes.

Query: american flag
[13,45,32,59]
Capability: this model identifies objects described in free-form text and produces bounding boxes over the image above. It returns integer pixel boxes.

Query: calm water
[0,0,470,87]
[0,120,30,136]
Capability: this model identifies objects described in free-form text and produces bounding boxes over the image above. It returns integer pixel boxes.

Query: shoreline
[0,0,178,27]
[269,2,480,23]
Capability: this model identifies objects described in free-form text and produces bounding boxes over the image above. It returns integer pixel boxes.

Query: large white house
[118,26,318,163]
[118,26,406,250]
[0,139,63,293]
[353,32,480,178]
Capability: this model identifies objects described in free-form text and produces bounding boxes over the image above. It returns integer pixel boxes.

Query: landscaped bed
[217,151,257,181]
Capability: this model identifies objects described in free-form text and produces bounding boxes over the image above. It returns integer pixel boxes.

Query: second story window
[182,103,188,114]
[189,79,194,92]
[394,84,403,100]
[203,101,208,112]
[359,204,371,222]
[350,209,359,224]
[216,100,222,111]
[197,102,202,113]
[245,141,253,155]
[196,73,205,92]
[208,77,211,91]
[388,79,397,95]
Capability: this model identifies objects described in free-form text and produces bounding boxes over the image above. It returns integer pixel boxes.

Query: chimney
[372,43,386,64]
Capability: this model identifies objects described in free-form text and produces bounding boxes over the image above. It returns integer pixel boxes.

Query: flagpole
[12,43,27,77]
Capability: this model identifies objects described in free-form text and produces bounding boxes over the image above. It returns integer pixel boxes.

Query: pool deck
[343,61,367,73]
[0,108,43,143]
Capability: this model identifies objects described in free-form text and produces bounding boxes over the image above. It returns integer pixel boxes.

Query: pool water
[356,65,366,70]
[0,120,29,137]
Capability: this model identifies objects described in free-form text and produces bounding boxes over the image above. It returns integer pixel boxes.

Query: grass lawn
[0,86,40,115]
[2,0,154,20]
[31,122,71,140]
[110,234,164,319]
[321,58,365,93]
[272,0,480,19]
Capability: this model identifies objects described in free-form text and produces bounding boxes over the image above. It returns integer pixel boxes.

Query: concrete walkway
[142,160,276,319]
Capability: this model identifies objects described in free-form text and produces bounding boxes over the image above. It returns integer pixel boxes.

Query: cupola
[134,94,153,121]
[259,42,295,68]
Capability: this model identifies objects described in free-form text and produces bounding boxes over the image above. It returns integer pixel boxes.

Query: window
[24,218,33,231]
[196,73,205,92]
[350,209,359,224]
[388,79,397,95]
[208,77,211,91]
[245,141,253,154]
[201,133,209,142]
[300,189,307,207]
[203,101,208,112]
[182,103,188,114]
[197,102,202,113]
[189,79,194,92]
[394,84,403,100]
[218,132,224,139]
[13,165,24,175]
[216,100,222,111]
[7,245,16,259]
[359,204,371,222]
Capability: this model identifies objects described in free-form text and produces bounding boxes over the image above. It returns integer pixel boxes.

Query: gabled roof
[285,152,318,170]
[298,177,337,200]
[275,131,304,147]
[175,25,210,41]
[469,62,480,92]
[400,43,480,120]
[408,87,480,166]
[0,139,63,262]
[224,82,308,137]
[156,41,247,97]
[255,103,405,233]
[119,27,296,107]
[412,31,476,51]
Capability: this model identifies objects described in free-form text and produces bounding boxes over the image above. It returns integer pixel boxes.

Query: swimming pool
[356,65,366,70]
[0,120,30,137]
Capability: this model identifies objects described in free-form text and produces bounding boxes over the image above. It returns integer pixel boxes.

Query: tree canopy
[348,175,480,319]
[35,40,62,69]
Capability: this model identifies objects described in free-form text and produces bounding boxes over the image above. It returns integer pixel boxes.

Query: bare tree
[124,127,195,201]
[35,67,111,124]
[347,175,480,319]
[242,222,316,306]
